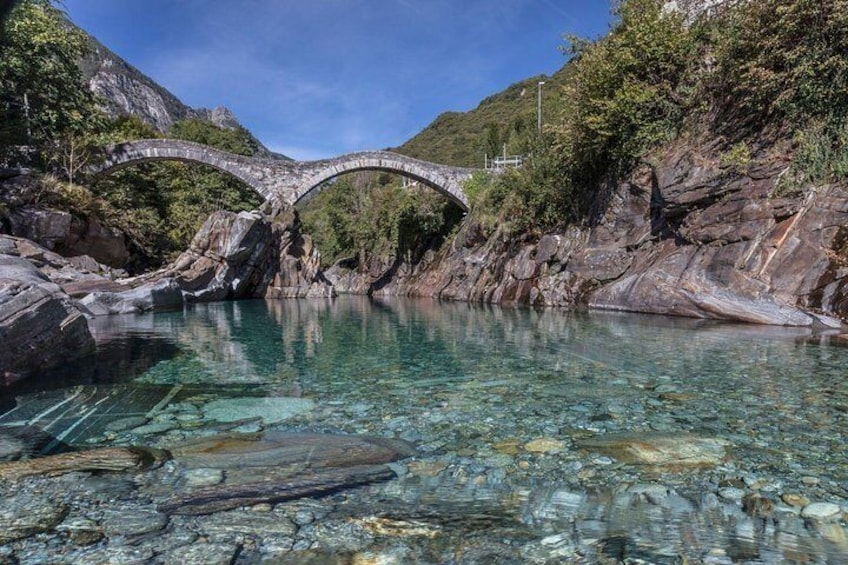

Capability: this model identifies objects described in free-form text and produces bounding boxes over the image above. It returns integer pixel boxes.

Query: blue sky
[63,1,612,160]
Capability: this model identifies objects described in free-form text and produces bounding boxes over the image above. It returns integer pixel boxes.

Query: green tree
[0,0,102,167]
[300,173,461,268]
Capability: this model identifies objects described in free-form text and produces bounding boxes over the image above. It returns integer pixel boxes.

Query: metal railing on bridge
[484,153,523,170]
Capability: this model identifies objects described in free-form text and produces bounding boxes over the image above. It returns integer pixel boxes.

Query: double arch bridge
[91,139,476,211]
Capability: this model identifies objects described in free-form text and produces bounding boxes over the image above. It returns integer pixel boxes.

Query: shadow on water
[1,329,182,411]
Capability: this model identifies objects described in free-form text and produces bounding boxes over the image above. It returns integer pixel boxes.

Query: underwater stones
[201,396,315,425]
[101,507,168,538]
[194,509,297,542]
[742,493,774,517]
[781,493,810,507]
[160,542,240,565]
[523,437,565,454]
[56,516,104,546]
[0,433,23,461]
[0,494,68,544]
[801,502,843,522]
[575,433,729,467]
[183,467,225,488]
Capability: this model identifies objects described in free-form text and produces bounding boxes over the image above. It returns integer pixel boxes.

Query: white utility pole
[537,81,546,135]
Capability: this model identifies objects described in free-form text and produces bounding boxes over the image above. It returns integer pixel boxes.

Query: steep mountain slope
[75,23,281,158]
[395,67,571,168]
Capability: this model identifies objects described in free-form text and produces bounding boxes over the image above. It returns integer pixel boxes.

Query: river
[1,297,847,563]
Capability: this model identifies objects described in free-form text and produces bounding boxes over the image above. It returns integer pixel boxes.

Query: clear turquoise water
[9,297,848,562]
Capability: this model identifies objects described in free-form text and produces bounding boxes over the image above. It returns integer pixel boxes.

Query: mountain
[395,64,573,168]
[75,25,281,158]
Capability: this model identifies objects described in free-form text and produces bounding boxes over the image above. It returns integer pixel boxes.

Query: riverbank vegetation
[459,0,848,235]
[300,174,463,268]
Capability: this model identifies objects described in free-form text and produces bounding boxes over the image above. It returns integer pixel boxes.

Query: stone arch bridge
[91,139,476,211]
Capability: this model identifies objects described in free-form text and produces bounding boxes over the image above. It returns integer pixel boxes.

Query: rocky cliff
[76,24,276,157]
[327,140,847,328]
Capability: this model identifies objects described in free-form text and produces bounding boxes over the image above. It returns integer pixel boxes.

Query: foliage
[558,0,692,182]
[90,117,262,264]
[707,0,848,185]
[169,119,259,156]
[709,0,848,129]
[719,141,752,174]
[0,0,103,166]
[300,173,462,268]
[460,0,693,234]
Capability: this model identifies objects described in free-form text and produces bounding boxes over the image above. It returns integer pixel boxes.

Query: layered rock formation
[73,209,332,315]
[327,142,847,328]
[0,172,130,268]
[156,208,331,302]
[0,246,94,384]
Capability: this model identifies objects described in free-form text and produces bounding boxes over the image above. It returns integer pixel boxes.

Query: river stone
[127,421,174,436]
[104,416,149,433]
[781,493,810,507]
[184,467,225,488]
[801,502,843,521]
[73,545,155,565]
[524,437,564,454]
[575,433,729,467]
[0,494,68,543]
[101,507,168,537]
[0,433,24,461]
[160,542,239,565]
[202,396,315,424]
[56,516,103,546]
[194,509,297,542]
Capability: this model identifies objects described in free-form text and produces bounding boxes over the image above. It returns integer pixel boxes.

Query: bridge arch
[291,152,471,211]
[90,139,276,202]
[91,140,474,211]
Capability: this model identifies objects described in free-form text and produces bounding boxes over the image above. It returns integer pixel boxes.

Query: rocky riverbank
[0,207,331,381]
[5,136,848,381]
[328,140,848,328]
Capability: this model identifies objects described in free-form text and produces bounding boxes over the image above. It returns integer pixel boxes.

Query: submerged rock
[201,396,315,425]
[575,432,729,467]
[0,494,68,544]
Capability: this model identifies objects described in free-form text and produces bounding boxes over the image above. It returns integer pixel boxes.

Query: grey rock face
[78,277,183,316]
[330,144,848,327]
[0,255,94,382]
[161,209,333,301]
[7,207,129,267]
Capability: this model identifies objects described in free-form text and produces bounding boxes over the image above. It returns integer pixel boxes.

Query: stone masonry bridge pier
[92,139,476,211]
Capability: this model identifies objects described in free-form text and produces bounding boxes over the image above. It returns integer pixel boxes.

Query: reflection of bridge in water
[91,139,477,210]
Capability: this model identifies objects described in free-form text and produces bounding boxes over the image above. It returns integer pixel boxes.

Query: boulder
[78,277,183,315]
[0,255,94,383]
[161,209,333,302]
